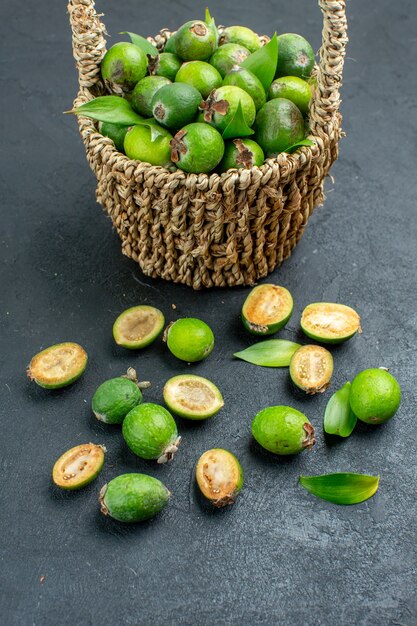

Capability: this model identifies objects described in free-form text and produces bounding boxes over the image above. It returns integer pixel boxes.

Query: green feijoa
[200,85,256,134]
[268,76,312,116]
[290,344,334,395]
[209,43,251,78]
[349,368,401,425]
[163,374,224,420]
[175,61,222,98]
[27,342,88,389]
[113,305,165,349]
[165,317,214,362]
[171,123,224,173]
[219,138,264,172]
[148,53,182,81]
[219,26,261,54]
[124,124,173,166]
[196,448,243,507]
[99,121,129,152]
[254,98,305,156]
[174,20,218,61]
[101,42,147,91]
[252,406,316,455]
[164,33,178,54]
[53,443,105,490]
[301,303,362,344]
[151,82,202,129]
[223,67,266,111]
[122,403,181,463]
[241,284,293,335]
[100,473,170,522]
[275,33,315,80]
[92,369,146,424]
[131,76,171,117]
[324,382,357,437]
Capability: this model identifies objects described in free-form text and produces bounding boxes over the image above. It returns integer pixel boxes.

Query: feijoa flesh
[163,374,224,420]
[252,406,315,455]
[92,369,148,424]
[301,302,362,344]
[53,443,105,490]
[242,284,293,335]
[122,402,181,463]
[196,448,243,507]
[290,345,334,394]
[350,368,401,424]
[100,473,170,522]
[113,305,165,349]
[27,342,88,389]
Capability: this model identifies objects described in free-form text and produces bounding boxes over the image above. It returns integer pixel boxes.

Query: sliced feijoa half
[52,443,105,490]
[300,302,361,344]
[242,284,293,335]
[27,342,88,389]
[163,374,224,420]
[290,344,334,394]
[196,448,243,508]
[100,473,170,522]
[113,305,165,349]
[92,369,145,424]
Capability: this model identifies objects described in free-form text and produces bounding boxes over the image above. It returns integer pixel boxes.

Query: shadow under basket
[68,0,348,289]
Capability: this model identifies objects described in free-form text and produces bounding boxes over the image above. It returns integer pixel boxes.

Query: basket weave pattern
[68,0,348,289]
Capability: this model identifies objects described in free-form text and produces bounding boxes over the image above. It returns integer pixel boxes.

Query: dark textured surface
[1,1,417,624]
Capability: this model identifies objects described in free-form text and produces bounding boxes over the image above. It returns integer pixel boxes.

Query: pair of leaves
[324,381,357,437]
[241,33,278,91]
[300,473,380,505]
[234,339,300,367]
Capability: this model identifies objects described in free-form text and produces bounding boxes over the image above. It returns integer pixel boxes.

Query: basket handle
[310,0,348,133]
[68,0,106,94]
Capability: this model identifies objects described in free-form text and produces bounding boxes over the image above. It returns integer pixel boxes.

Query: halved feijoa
[100,473,170,522]
[52,443,105,490]
[113,305,165,349]
[242,284,293,335]
[196,448,243,507]
[92,369,147,424]
[290,344,334,394]
[163,374,224,420]
[27,342,88,389]
[301,302,361,344]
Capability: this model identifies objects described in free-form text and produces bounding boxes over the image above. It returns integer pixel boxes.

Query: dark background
[1,1,416,624]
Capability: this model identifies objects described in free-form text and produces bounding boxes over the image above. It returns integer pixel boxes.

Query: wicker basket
[68,0,348,289]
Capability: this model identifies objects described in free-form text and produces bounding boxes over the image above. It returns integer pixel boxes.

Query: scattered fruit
[196,448,243,507]
[349,368,401,424]
[170,123,224,173]
[241,284,293,335]
[100,473,170,522]
[209,43,251,78]
[131,75,171,117]
[101,42,147,90]
[289,344,334,394]
[151,82,202,129]
[254,98,305,155]
[165,317,214,362]
[52,443,105,490]
[220,25,261,54]
[268,76,312,116]
[175,60,222,98]
[27,342,88,389]
[99,121,129,152]
[163,374,224,420]
[149,52,182,81]
[219,138,264,171]
[323,381,357,437]
[299,473,380,505]
[223,66,266,111]
[112,305,165,349]
[124,123,173,165]
[122,402,181,463]
[275,33,315,80]
[300,302,362,344]
[92,369,145,424]
[200,85,256,133]
[252,406,315,455]
[174,20,218,61]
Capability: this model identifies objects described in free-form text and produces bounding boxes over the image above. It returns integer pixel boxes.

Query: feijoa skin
[170,123,224,174]
[27,342,88,389]
[242,284,293,335]
[251,406,315,455]
[53,443,105,490]
[101,42,147,91]
[175,61,222,98]
[165,318,214,362]
[92,375,142,425]
[219,26,261,54]
[254,98,305,156]
[131,76,171,117]
[122,403,181,464]
[268,76,312,116]
[290,345,334,394]
[223,67,266,111]
[350,368,401,424]
[196,448,243,507]
[275,34,315,80]
[99,122,129,152]
[124,124,173,166]
[113,305,165,350]
[300,303,362,344]
[163,374,224,420]
[174,20,218,61]
[209,43,251,78]
[200,86,256,134]
[151,82,202,130]
[219,138,264,172]
[100,473,170,523]
[150,53,182,82]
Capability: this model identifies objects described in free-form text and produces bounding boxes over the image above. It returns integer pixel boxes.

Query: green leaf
[222,101,254,140]
[149,124,165,142]
[205,8,218,41]
[120,32,158,56]
[241,33,278,90]
[324,382,357,437]
[299,473,380,505]
[283,138,314,154]
[65,96,145,126]
[234,339,301,367]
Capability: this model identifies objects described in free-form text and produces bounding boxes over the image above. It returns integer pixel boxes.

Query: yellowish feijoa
[163,374,224,420]
[242,284,293,335]
[196,448,243,507]
[301,302,362,344]
[290,344,334,394]
[52,443,105,490]
[113,305,165,349]
[27,342,88,389]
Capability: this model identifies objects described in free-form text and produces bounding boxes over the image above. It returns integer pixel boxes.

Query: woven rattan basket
[68,0,348,289]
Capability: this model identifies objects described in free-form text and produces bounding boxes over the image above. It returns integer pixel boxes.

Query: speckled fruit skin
[205,86,256,134]
[254,98,305,155]
[100,473,170,523]
[275,33,315,80]
[223,67,266,111]
[122,403,178,460]
[220,26,261,53]
[154,53,182,81]
[171,123,224,174]
[166,318,214,362]
[268,76,312,116]
[219,138,264,172]
[209,43,251,78]
[174,20,217,61]
[124,124,173,166]
[151,82,202,129]
[251,406,315,455]
[101,42,147,90]
[99,122,129,152]
[92,377,142,424]
[131,76,171,117]
[175,61,222,98]
[349,369,401,424]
